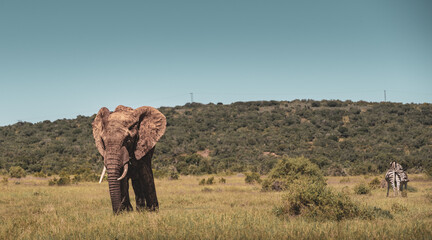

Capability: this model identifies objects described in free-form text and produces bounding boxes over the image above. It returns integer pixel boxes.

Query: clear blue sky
[0,0,431,126]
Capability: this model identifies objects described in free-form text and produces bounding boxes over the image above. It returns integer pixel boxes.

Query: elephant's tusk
[117,163,128,181]
[99,166,106,184]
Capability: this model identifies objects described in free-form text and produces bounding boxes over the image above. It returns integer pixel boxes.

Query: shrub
[354,182,371,195]
[311,101,321,107]
[153,169,168,179]
[349,163,379,175]
[72,175,81,184]
[48,178,57,186]
[169,172,179,180]
[245,172,261,184]
[274,180,392,221]
[78,171,99,182]
[199,179,206,185]
[199,177,215,185]
[327,164,347,176]
[34,171,47,178]
[262,156,325,191]
[369,177,381,189]
[9,166,26,178]
[0,169,8,175]
[56,174,71,186]
[327,100,341,107]
[276,181,359,221]
[219,177,226,184]
[48,173,71,186]
[206,177,214,185]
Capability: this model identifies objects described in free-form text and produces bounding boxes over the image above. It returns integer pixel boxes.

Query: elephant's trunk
[106,157,122,213]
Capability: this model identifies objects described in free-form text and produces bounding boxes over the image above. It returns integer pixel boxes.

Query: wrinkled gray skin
[92,105,166,213]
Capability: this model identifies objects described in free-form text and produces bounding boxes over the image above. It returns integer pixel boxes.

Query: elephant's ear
[134,106,166,160]
[92,107,110,157]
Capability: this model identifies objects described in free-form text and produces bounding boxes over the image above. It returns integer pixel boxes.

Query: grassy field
[1,174,431,239]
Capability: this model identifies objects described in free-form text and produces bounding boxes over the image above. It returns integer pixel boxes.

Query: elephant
[92,105,166,213]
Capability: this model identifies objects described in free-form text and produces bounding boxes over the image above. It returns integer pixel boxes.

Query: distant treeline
[0,100,431,176]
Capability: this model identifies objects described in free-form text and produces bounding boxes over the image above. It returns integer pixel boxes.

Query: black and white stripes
[385,162,409,197]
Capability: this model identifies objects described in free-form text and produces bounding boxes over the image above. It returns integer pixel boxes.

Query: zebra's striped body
[385,169,401,197]
[385,162,409,197]
[399,170,409,192]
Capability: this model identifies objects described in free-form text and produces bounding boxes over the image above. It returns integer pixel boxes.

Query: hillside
[0,100,431,175]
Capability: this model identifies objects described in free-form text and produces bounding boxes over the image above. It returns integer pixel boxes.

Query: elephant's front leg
[141,159,159,211]
[131,178,146,211]
[119,178,133,212]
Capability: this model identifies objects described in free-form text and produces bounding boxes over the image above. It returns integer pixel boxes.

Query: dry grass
[0,174,431,239]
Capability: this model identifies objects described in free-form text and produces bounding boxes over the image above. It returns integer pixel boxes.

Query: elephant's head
[92,105,166,213]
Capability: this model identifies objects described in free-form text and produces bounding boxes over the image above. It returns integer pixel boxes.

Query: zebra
[385,162,409,197]
[399,170,409,193]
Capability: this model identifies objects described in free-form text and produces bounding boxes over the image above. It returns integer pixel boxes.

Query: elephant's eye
[129,122,138,130]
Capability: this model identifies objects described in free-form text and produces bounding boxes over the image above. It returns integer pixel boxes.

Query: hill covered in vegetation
[0,100,431,176]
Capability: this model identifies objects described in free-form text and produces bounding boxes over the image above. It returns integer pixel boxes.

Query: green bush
[48,178,57,186]
[79,171,99,182]
[274,180,392,221]
[9,166,26,178]
[369,177,381,189]
[0,169,8,175]
[198,177,217,185]
[206,176,214,185]
[353,182,371,195]
[153,169,168,179]
[245,172,261,184]
[72,175,81,184]
[199,178,206,185]
[169,172,179,180]
[49,173,71,186]
[34,171,47,178]
[56,175,71,186]
[262,156,325,191]
[326,164,347,176]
